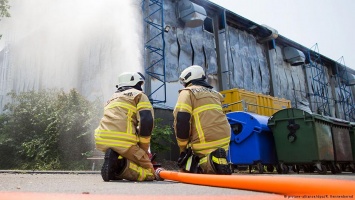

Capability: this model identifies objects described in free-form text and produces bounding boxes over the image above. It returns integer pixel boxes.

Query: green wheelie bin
[325,116,353,173]
[267,108,334,174]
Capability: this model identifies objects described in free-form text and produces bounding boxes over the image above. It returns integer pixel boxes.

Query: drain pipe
[156,170,355,196]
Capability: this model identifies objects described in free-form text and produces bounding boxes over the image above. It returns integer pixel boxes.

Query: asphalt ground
[0,170,354,200]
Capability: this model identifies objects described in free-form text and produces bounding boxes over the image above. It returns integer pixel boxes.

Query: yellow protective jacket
[173,85,231,157]
[95,88,154,154]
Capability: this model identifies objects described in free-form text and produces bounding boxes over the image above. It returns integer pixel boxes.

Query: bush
[150,118,174,154]
[0,89,101,170]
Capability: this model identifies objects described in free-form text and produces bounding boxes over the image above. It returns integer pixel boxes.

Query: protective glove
[177,147,192,168]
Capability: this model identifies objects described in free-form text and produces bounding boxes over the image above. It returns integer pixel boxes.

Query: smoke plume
[0,0,143,103]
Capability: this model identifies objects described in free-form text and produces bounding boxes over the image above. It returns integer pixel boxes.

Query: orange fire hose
[157,170,355,196]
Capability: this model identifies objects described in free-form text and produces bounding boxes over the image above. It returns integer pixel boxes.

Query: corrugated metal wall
[145,0,354,121]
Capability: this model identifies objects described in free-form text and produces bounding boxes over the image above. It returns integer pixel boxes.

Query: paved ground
[0,170,354,200]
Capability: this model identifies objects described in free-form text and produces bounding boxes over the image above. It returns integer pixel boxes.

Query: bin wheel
[309,165,316,173]
[237,165,248,171]
[317,164,327,175]
[292,165,300,174]
[266,165,274,173]
[248,165,252,174]
[303,165,310,173]
[335,164,342,173]
[276,165,282,174]
[329,163,341,174]
[349,164,355,173]
[340,164,347,172]
[257,163,264,174]
[281,163,289,174]
[230,165,236,173]
[330,164,337,174]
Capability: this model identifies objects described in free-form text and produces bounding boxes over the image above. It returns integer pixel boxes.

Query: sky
[209,0,355,70]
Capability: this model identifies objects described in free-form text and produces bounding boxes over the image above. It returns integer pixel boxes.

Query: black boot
[209,148,232,175]
[101,148,119,182]
[113,156,127,180]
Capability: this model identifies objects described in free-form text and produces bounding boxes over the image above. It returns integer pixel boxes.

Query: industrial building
[1,0,355,167]
[0,0,354,120]
[142,0,355,122]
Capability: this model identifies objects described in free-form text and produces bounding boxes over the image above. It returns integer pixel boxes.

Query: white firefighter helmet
[179,65,205,86]
[117,72,145,88]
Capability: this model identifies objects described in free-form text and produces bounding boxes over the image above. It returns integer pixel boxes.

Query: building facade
[143,0,355,121]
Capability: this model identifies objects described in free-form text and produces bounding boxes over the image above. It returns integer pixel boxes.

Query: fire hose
[155,169,355,196]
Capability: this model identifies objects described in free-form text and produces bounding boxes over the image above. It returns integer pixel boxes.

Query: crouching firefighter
[95,71,158,181]
[173,65,232,175]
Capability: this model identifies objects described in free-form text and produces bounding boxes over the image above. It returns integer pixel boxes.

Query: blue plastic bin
[226,111,277,173]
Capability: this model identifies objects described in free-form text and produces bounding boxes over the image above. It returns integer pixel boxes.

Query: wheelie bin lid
[268,108,332,127]
[323,115,350,127]
[226,111,270,143]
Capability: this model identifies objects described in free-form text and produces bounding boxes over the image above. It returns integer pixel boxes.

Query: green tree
[0,0,11,19]
[55,89,101,169]
[150,118,174,154]
[0,89,101,170]
[0,90,61,169]
[0,0,11,40]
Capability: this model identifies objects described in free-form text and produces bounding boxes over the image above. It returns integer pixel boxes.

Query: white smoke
[0,0,143,103]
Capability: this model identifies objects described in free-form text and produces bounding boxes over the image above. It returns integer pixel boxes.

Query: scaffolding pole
[142,0,166,104]
[335,56,355,121]
[306,43,331,116]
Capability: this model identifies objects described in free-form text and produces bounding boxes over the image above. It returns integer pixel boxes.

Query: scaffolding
[306,43,331,116]
[142,0,166,104]
[335,56,355,121]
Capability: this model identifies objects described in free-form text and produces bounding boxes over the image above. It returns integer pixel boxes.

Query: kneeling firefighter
[173,65,232,174]
[95,71,157,181]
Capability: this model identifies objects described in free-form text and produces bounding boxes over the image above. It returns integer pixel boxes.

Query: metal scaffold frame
[335,56,355,121]
[307,43,331,116]
[142,0,167,104]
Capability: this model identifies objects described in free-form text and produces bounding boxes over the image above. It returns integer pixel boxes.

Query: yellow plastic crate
[220,89,258,114]
[221,88,291,116]
[257,94,273,116]
[271,97,291,115]
[221,88,244,113]
[239,90,258,113]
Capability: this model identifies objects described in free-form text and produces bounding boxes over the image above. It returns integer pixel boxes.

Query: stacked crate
[220,88,290,116]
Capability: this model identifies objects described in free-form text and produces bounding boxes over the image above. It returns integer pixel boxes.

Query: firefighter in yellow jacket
[95,71,156,181]
[173,65,232,175]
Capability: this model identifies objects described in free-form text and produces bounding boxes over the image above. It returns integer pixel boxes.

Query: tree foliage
[150,118,174,154]
[0,89,101,170]
[0,0,11,40]
[0,0,10,19]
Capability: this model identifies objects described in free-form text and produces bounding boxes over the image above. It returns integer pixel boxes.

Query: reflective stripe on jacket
[95,88,154,153]
[173,85,231,157]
